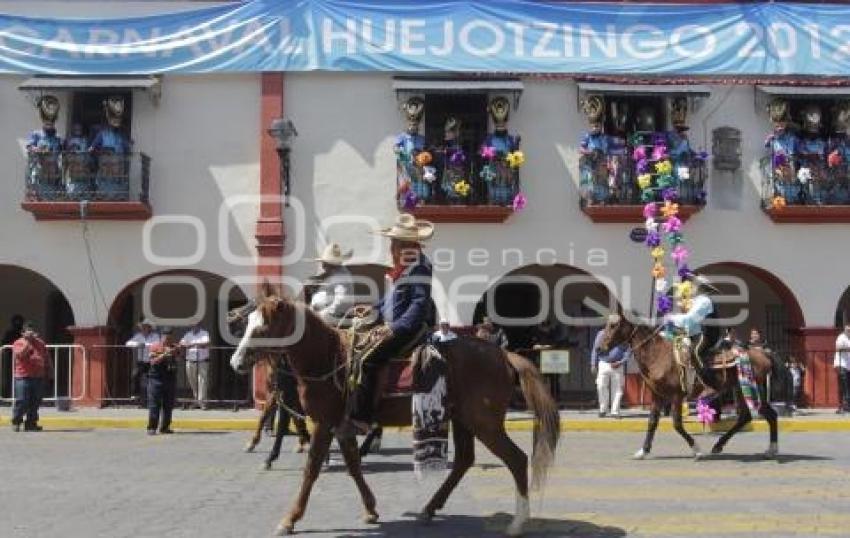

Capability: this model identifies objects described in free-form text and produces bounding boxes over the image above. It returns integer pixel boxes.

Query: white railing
[0,344,86,404]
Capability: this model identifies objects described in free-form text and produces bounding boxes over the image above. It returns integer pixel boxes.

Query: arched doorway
[0,265,75,400]
[474,264,619,407]
[106,270,249,407]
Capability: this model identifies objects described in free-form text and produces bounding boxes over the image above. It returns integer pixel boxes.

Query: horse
[230,283,560,536]
[599,313,778,460]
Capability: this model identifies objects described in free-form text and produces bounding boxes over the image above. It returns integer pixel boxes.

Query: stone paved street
[3,427,850,537]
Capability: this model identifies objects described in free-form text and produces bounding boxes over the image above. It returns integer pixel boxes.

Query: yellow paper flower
[453,180,471,197]
[506,151,525,168]
[655,160,672,175]
[637,173,652,190]
[675,281,693,299]
[651,246,665,259]
[679,297,693,311]
[661,201,679,218]
[652,262,666,279]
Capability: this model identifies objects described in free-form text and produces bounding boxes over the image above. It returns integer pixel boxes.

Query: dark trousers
[133,362,149,406]
[352,330,415,423]
[12,377,43,427]
[838,368,850,411]
[147,375,176,431]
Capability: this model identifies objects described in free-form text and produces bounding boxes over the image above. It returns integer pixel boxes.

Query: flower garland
[479,144,527,212]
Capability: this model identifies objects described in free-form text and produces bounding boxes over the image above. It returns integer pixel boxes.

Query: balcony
[21,151,152,220]
[760,151,850,223]
[578,151,706,223]
[396,147,521,223]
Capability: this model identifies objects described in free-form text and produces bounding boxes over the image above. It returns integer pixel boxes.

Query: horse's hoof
[244,443,256,453]
[293,442,308,454]
[692,442,704,461]
[363,512,379,524]
[371,437,382,453]
[711,444,724,455]
[632,448,647,460]
[275,522,294,535]
[262,461,272,471]
[506,523,525,537]
[763,443,779,459]
[418,508,435,523]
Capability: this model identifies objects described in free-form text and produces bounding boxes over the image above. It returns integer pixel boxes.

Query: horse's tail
[506,352,561,490]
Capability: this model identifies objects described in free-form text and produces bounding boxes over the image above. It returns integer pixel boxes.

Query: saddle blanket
[412,344,449,480]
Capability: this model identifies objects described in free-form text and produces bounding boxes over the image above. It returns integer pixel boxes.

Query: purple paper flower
[696,189,707,204]
[657,295,673,315]
[652,133,667,147]
[697,397,717,425]
[652,145,668,161]
[512,192,527,212]
[633,146,647,161]
[696,151,709,161]
[449,149,467,166]
[678,264,691,279]
[403,190,418,210]
[662,187,679,202]
[637,158,649,174]
[662,215,682,233]
[772,152,788,168]
[645,230,661,247]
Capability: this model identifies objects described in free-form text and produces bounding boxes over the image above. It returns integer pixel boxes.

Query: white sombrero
[312,242,353,265]
[376,213,434,243]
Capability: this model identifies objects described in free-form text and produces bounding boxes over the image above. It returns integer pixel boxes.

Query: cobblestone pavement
[2,427,850,537]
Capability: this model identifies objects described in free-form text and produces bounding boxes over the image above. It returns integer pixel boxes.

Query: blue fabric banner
[1,1,850,75]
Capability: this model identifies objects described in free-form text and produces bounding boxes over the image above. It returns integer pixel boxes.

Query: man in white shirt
[834,324,850,413]
[305,243,354,326]
[181,323,211,409]
[431,319,457,344]
[125,319,160,407]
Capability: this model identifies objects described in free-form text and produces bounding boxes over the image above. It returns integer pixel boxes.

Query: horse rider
[664,273,723,391]
[349,213,435,434]
[304,242,355,327]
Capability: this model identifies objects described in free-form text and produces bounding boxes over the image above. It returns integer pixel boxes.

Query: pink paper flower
[651,145,668,161]
[671,244,689,265]
[662,215,682,233]
[643,203,657,219]
[633,146,647,161]
[480,145,496,160]
[697,398,717,426]
[512,192,527,211]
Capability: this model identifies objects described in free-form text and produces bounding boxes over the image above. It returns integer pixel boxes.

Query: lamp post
[267,118,297,206]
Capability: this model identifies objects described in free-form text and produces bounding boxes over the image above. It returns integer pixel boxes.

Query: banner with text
[1,1,850,75]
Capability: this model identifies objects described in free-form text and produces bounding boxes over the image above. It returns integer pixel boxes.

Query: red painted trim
[409,205,514,223]
[21,201,151,221]
[581,204,702,223]
[68,325,114,407]
[763,205,850,224]
[256,72,285,285]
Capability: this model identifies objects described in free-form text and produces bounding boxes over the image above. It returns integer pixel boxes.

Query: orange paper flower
[414,151,433,167]
[652,262,666,279]
[661,201,679,218]
[771,195,787,210]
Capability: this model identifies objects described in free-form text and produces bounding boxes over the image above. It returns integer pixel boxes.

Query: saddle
[345,322,428,399]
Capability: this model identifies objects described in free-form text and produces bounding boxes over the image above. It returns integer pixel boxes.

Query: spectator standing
[431,319,457,344]
[125,319,160,407]
[1,314,24,399]
[146,327,183,435]
[477,317,508,349]
[181,323,211,409]
[591,319,632,418]
[834,324,850,414]
[787,357,805,412]
[11,321,52,432]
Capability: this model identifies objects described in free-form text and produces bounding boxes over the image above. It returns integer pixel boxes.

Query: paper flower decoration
[652,133,667,147]
[674,280,693,299]
[645,219,659,233]
[661,201,680,218]
[645,230,661,247]
[449,149,467,166]
[652,262,666,279]
[662,215,682,233]
[422,166,437,183]
[655,160,672,175]
[771,195,787,210]
[797,166,812,184]
[643,203,657,219]
[397,179,411,194]
[637,174,652,190]
[655,278,668,293]
[506,151,525,168]
[678,264,691,279]
[415,151,433,167]
[640,190,655,203]
[651,246,665,259]
[479,164,496,183]
[829,150,843,168]
[633,146,647,161]
[402,190,419,210]
[512,192,527,211]
[651,145,668,161]
[671,245,689,265]
[637,158,649,174]
[662,188,679,202]
[480,145,496,160]
[695,189,708,204]
[695,151,709,161]
[772,152,787,169]
[453,180,471,197]
[696,398,717,425]
[657,295,673,315]
[666,231,684,246]
[677,166,690,180]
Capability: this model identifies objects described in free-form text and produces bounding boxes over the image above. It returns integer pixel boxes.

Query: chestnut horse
[599,314,779,460]
[230,284,560,536]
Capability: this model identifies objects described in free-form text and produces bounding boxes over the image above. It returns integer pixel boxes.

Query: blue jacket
[591,329,632,368]
[376,255,432,335]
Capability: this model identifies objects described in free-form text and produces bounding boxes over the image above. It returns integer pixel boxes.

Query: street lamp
[267,118,297,205]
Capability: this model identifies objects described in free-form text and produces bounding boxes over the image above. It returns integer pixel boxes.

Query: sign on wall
[540,349,570,375]
[2,1,850,75]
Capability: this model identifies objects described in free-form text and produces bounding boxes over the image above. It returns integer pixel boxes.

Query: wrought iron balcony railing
[25,150,151,203]
[760,150,850,207]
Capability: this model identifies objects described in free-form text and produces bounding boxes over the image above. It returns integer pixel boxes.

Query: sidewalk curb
[3,416,850,433]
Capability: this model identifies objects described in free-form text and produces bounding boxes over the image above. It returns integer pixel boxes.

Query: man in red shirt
[11,321,52,432]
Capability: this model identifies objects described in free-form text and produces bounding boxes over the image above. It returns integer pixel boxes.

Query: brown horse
[599,314,779,460]
[230,284,560,536]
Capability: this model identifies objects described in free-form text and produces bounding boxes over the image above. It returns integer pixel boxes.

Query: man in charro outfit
[349,213,435,434]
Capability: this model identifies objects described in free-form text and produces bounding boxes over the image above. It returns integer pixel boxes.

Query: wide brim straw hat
[375,213,434,243]
[311,242,353,265]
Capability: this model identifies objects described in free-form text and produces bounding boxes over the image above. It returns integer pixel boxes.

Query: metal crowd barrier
[95,345,251,409]
[0,344,86,405]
